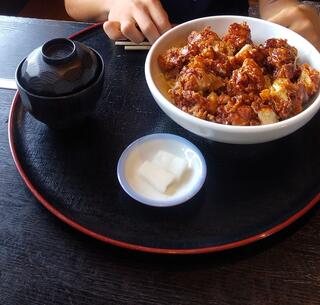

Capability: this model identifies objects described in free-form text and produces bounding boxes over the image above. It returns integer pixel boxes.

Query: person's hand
[103,0,172,43]
[267,4,320,50]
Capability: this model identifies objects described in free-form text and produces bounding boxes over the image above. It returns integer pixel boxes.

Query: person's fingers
[103,21,126,40]
[267,10,291,27]
[267,5,307,27]
[266,4,320,50]
[290,20,317,39]
[296,4,320,49]
[290,22,320,49]
[147,0,172,34]
[120,18,145,43]
[104,19,145,43]
[133,5,160,43]
[298,4,319,17]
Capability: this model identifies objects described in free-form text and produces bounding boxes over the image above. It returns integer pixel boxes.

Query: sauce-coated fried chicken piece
[264,38,298,77]
[215,94,260,126]
[260,78,304,119]
[232,44,267,68]
[177,64,224,93]
[297,64,320,98]
[227,58,267,95]
[223,22,252,51]
[188,26,220,51]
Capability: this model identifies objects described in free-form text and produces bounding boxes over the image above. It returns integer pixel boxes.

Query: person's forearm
[64,0,110,21]
[259,0,299,19]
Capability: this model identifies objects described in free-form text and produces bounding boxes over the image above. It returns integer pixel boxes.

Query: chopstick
[0,78,17,90]
[124,45,151,50]
[115,40,151,50]
[115,41,151,46]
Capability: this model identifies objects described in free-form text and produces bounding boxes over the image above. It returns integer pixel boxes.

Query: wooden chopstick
[115,41,151,46]
[0,78,17,90]
[115,40,151,50]
[124,45,151,50]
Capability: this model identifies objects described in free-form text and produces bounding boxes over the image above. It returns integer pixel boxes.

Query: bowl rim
[145,15,320,134]
[15,47,105,99]
[117,133,207,207]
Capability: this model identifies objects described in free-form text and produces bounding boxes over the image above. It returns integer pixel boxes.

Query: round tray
[9,24,320,254]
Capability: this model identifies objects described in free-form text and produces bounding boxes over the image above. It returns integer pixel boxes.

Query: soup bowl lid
[17,38,99,97]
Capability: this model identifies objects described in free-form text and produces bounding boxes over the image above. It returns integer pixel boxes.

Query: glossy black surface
[18,39,98,96]
[10,25,320,251]
[16,48,104,129]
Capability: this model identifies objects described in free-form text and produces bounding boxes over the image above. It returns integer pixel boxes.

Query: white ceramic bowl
[145,15,320,144]
[117,134,206,207]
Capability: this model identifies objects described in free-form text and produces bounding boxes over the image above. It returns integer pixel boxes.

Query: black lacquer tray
[9,24,320,254]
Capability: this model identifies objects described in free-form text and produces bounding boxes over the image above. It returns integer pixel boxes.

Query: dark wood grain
[0,16,320,305]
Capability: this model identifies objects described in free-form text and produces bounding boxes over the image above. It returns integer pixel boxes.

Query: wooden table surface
[0,15,319,305]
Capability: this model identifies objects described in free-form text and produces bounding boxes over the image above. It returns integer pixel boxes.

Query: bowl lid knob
[41,38,76,65]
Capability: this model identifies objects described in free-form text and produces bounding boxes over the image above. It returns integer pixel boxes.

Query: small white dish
[117,133,207,207]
